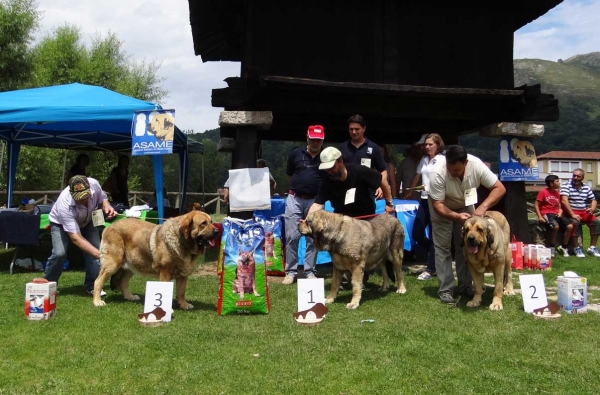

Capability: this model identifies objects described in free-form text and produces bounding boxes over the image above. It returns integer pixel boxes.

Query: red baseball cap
[307,125,325,140]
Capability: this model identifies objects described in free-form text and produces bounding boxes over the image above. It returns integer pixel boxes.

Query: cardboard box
[531,246,552,271]
[557,276,587,314]
[25,279,57,320]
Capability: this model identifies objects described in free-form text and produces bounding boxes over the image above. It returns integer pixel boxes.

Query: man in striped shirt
[559,168,600,257]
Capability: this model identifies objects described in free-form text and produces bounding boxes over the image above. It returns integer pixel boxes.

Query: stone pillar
[218,111,273,219]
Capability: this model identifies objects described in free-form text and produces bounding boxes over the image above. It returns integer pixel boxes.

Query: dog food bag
[532,246,552,271]
[217,217,253,275]
[218,222,270,315]
[253,214,285,276]
[510,235,523,270]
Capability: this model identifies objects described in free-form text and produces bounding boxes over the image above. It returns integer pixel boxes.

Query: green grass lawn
[2,240,600,394]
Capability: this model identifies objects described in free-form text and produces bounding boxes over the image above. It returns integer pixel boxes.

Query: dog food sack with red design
[217,222,270,315]
[217,218,253,275]
[253,214,285,276]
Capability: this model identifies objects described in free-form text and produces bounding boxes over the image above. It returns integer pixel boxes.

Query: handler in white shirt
[44,175,116,294]
[427,145,505,305]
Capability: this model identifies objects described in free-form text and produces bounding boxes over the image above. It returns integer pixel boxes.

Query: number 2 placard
[144,281,174,322]
[519,274,548,313]
[297,278,324,312]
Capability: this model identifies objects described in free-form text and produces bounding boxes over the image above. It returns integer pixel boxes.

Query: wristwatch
[386,200,394,207]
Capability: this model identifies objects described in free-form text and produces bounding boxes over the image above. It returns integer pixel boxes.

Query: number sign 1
[297,278,325,313]
[144,281,174,322]
[518,274,548,313]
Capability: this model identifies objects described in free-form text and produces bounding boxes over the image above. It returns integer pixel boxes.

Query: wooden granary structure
[187,0,563,241]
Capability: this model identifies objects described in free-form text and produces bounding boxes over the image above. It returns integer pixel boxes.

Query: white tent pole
[61,150,69,188]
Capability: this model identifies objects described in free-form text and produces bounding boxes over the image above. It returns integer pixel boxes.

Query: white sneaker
[556,246,569,257]
[281,275,296,285]
[305,273,317,279]
[574,247,585,258]
[87,289,107,297]
[587,246,600,257]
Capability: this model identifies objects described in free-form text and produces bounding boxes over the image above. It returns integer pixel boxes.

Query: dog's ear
[179,213,193,239]
[486,225,494,248]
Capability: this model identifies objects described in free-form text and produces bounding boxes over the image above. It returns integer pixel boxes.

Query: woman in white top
[405,133,445,280]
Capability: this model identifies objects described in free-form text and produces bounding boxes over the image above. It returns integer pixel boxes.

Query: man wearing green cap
[44,175,117,295]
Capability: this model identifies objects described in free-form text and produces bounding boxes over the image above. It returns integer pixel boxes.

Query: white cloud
[515,0,600,61]
[37,0,239,133]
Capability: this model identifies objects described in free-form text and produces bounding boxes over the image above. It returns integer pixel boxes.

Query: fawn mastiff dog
[298,210,406,309]
[93,211,219,309]
[462,211,515,310]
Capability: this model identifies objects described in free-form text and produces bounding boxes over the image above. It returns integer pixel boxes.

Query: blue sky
[37,0,599,133]
[514,0,600,61]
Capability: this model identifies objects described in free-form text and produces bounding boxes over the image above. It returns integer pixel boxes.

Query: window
[549,161,581,172]
[587,163,592,173]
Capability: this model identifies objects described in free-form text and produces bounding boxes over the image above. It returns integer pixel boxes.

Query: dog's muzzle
[196,228,220,248]
[466,235,480,254]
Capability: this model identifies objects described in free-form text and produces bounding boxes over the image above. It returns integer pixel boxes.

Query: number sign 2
[144,281,174,322]
[297,278,325,313]
[518,274,548,313]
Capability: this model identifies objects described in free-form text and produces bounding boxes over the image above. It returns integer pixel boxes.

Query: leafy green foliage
[0,0,38,91]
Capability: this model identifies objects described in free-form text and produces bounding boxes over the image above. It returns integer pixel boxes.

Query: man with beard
[308,147,395,217]
[282,125,326,285]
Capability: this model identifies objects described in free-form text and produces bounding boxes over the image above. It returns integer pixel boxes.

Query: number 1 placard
[519,274,548,313]
[144,281,174,322]
[297,278,324,312]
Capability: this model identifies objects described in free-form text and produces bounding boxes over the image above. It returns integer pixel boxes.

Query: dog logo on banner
[131,110,175,156]
[498,136,539,181]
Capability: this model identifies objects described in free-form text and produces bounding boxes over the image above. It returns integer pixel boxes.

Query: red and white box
[531,246,552,270]
[25,278,57,320]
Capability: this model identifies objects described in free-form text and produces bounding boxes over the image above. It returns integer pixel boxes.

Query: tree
[0,0,38,91]
[30,25,167,102]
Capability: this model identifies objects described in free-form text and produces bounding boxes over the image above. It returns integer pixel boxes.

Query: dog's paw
[179,302,194,310]
[466,300,481,308]
[93,300,106,307]
[489,302,503,311]
[379,285,389,292]
[324,297,335,304]
[503,288,515,296]
[396,285,407,294]
[253,292,261,297]
[345,302,359,309]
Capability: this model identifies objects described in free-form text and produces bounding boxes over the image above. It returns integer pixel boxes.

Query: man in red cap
[282,125,325,285]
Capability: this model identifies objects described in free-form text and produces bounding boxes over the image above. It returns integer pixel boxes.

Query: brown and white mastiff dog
[299,210,406,309]
[462,211,515,310]
[93,211,219,309]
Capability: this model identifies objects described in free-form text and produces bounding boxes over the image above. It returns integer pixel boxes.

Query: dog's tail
[110,268,124,291]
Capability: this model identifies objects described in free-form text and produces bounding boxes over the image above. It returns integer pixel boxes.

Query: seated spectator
[559,168,600,257]
[148,187,170,208]
[64,153,89,186]
[534,174,573,255]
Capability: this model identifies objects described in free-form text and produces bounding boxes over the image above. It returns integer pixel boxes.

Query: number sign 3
[144,281,174,322]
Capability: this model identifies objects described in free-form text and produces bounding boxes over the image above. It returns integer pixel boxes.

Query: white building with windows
[537,151,600,190]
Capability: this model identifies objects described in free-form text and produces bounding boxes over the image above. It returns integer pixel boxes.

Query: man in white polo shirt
[44,175,117,294]
[428,145,506,304]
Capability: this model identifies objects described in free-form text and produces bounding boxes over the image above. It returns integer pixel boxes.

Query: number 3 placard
[519,274,548,313]
[297,278,325,312]
[144,281,174,322]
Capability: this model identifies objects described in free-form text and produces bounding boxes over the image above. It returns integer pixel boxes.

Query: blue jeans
[44,221,102,292]
[284,195,317,277]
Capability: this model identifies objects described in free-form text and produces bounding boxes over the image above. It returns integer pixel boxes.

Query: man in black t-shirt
[308,147,395,217]
[339,114,387,199]
[282,125,325,285]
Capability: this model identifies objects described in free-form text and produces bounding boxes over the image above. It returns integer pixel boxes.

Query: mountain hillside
[461,52,600,163]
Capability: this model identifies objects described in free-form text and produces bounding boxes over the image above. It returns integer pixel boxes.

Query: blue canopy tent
[0,83,196,221]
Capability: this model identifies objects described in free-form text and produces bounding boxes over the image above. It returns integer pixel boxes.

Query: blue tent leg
[152,155,164,224]
[5,142,21,208]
